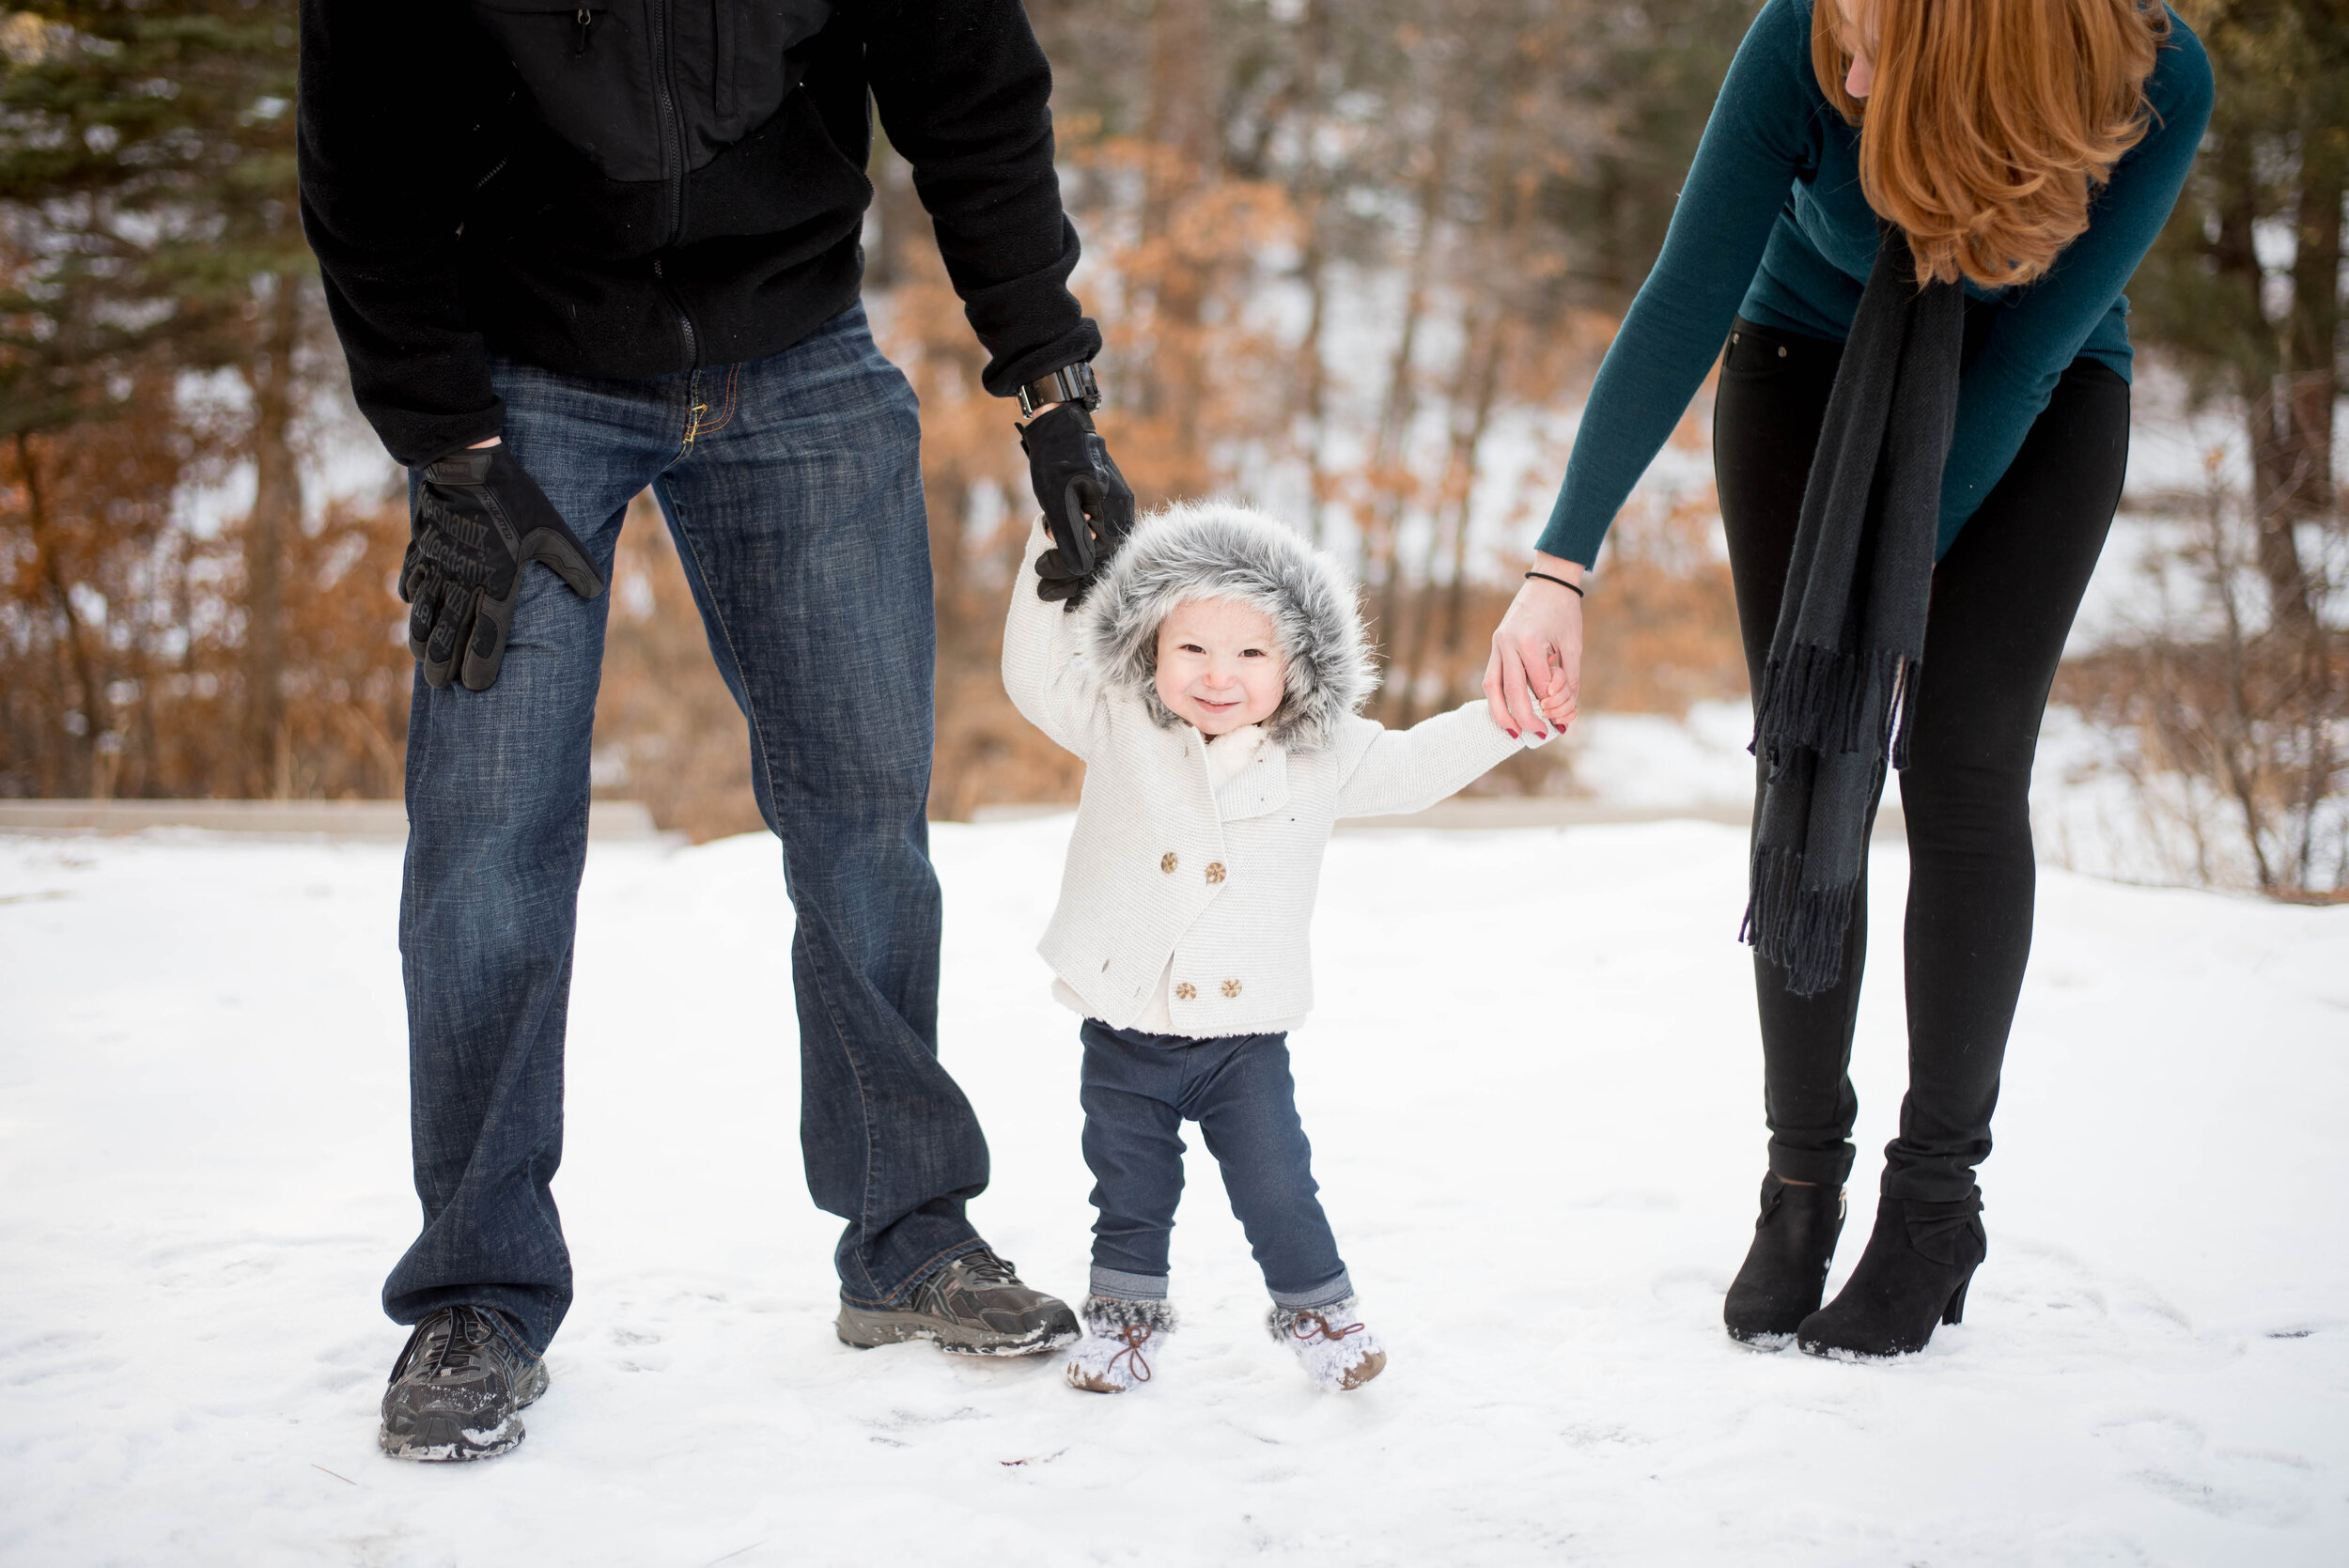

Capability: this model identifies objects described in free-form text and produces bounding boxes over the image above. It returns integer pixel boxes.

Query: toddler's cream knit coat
[1003,508,1534,1037]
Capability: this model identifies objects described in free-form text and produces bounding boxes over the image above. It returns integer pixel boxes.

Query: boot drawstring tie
[1105,1323,1155,1383]
[1286,1311,1363,1346]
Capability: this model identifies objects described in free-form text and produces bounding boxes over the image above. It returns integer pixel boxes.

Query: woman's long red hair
[1813,0,2169,288]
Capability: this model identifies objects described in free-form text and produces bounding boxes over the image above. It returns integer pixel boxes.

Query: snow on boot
[379,1304,549,1462]
[1268,1298,1385,1391]
[834,1247,1080,1357]
[1064,1296,1174,1393]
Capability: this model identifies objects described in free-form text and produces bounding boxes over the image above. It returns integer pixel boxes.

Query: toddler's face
[1154,598,1286,737]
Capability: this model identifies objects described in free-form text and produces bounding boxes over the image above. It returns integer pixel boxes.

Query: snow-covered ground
[4,820,2346,1566]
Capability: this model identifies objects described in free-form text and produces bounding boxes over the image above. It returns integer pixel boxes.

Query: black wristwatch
[1017,362,1102,418]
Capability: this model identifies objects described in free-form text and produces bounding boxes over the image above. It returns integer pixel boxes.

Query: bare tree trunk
[241,279,303,797]
[1142,0,1216,499]
[1394,307,1504,727]
[927,454,971,618]
[1289,3,1332,542]
[2279,123,2342,884]
[2202,490,2279,891]
[2211,132,2315,627]
[1296,214,1331,543]
[16,432,101,792]
[1399,84,1530,726]
[1419,317,1508,726]
[2282,128,2341,534]
[1365,128,1451,703]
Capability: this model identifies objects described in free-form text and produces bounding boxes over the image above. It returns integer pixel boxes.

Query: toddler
[1001,501,1548,1393]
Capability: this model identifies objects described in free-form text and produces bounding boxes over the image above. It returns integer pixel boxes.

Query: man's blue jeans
[383,305,990,1352]
[1078,1020,1353,1311]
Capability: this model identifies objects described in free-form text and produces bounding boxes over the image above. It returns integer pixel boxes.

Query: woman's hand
[1483,551,1586,740]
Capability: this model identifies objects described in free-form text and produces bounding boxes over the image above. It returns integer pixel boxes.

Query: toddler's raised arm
[1002,520,1112,760]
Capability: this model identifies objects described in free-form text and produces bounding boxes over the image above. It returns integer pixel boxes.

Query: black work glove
[1018,401,1134,607]
[399,444,606,691]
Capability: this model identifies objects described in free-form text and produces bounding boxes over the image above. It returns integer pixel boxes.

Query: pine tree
[0,0,311,792]
[2131,0,2347,627]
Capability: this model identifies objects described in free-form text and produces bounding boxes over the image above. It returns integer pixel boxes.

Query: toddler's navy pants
[1078,1019,1353,1309]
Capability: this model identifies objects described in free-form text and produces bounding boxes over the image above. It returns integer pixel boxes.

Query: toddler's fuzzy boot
[1268,1297,1385,1390]
[1064,1296,1174,1393]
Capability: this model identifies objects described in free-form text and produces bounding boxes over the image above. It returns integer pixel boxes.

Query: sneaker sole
[379,1360,550,1463]
[833,1302,1079,1358]
[379,1411,525,1462]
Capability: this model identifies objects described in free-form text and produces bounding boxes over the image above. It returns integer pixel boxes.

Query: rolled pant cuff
[388,1286,562,1357]
[1767,1143,1857,1189]
[1880,1170,1986,1206]
[842,1236,988,1309]
[1269,1270,1354,1312]
[1089,1265,1170,1301]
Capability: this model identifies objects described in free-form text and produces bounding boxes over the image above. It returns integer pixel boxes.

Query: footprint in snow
[2097,1413,2315,1528]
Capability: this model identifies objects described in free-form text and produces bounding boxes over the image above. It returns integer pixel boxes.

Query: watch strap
[1017,362,1101,417]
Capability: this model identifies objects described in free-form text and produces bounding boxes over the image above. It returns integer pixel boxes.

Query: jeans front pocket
[1721,318,1844,385]
[1721,324,1790,381]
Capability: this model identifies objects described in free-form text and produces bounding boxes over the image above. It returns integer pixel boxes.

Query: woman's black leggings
[1712,316,2130,1203]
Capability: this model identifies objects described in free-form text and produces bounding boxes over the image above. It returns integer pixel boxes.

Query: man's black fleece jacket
[298,0,1100,468]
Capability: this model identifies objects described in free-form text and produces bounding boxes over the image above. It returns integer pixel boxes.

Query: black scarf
[1743,228,1964,997]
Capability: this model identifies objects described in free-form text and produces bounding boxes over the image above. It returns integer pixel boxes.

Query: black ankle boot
[1723,1174,1848,1345]
[1797,1193,1986,1358]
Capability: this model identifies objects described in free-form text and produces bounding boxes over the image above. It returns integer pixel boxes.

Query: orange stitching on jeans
[693,364,742,438]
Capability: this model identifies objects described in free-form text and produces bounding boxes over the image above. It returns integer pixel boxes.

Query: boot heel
[1797,1196,1986,1358]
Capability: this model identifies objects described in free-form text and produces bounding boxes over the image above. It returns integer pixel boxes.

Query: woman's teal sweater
[1536,0,2213,566]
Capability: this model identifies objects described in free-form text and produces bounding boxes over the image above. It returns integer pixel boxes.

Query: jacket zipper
[647,0,685,246]
[651,256,697,366]
[646,0,695,367]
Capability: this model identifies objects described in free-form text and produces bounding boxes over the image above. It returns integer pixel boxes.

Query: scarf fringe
[1741,844,1858,999]
[1751,643,1917,764]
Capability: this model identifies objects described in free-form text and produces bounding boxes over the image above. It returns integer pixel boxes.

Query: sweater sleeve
[1002,524,1111,758]
[1933,16,2213,553]
[1331,703,1529,819]
[297,0,505,468]
[1532,0,1818,566]
[864,0,1102,395]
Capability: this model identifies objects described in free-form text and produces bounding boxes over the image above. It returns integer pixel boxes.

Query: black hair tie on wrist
[1524,568,1585,598]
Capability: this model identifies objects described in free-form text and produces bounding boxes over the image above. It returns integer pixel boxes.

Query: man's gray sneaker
[834,1248,1080,1356]
[379,1304,550,1461]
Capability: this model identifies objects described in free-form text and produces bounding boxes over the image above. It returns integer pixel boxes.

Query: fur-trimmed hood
[1082,501,1377,753]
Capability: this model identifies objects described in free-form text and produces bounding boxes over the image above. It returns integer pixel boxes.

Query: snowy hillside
[3,820,2345,1565]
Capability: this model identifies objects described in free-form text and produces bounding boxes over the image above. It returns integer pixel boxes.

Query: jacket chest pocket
[471,0,833,183]
[473,0,665,183]
[694,0,833,142]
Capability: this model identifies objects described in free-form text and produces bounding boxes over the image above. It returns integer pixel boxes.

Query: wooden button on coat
[1160,851,1177,874]
[1221,979,1242,998]
[1205,862,1226,884]
[1174,982,1196,1001]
